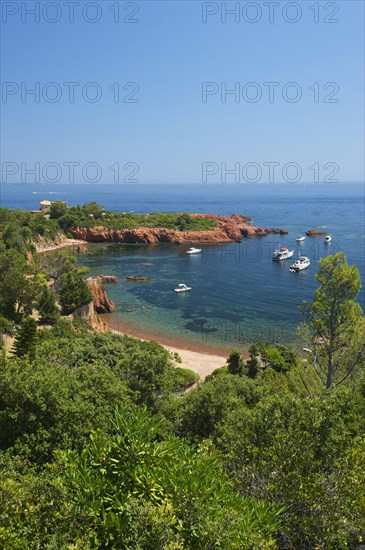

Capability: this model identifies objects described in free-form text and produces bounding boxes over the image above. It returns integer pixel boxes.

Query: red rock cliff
[69,214,287,244]
[86,277,116,313]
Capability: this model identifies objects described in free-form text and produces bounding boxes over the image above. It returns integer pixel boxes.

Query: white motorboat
[324,235,332,243]
[273,245,295,261]
[186,247,202,255]
[174,283,192,293]
[289,256,310,272]
[296,235,305,242]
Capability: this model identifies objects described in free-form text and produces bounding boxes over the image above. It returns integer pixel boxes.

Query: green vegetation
[0,247,35,322]
[12,317,38,359]
[300,252,365,388]
[214,385,365,549]
[172,366,199,392]
[0,325,202,465]
[1,208,365,549]
[56,202,218,232]
[36,286,59,325]
[61,406,282,549]
[49,200,68,219]
[227,349,244,375]
[1,203,217,246]
[246,344,260,378]
[58,270,92,315]
[261,343,298,373]
[0,207,61,248]
[0,217,93,321]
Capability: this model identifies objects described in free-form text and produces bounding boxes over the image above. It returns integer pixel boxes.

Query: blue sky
[1,0,364,184]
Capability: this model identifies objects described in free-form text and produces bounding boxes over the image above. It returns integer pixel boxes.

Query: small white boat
[186,247,202,255]
[289,256,311,272]
[174,283,192,293]
[273,245,294,261]
[324,235,332,243]
[296,235,305,242]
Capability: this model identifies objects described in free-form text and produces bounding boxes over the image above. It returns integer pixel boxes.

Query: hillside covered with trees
[0,202,218,236]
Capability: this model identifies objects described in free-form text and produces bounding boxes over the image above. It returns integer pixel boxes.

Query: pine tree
[246,345,259,378]
[227,349,244,375]
[301,252,365,389]
[58,271,92,315]
[37,287,59,325]
[13,317,37,360]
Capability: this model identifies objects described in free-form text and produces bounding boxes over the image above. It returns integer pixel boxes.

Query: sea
[1,183,364,353]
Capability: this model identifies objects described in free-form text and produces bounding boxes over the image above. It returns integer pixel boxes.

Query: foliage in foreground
[0,407,282,549]
[175,367,365,549]
[63,406,282,549]
[0,323,196,464]
[216,385,365,549]
[0,351,130,465]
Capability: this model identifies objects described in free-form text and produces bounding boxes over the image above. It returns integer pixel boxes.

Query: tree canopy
[301,252,365,388]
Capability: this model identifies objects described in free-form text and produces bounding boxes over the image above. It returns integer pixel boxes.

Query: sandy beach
[164,345,227,379]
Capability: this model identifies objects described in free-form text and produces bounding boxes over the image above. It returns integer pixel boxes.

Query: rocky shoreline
[85,277,117,314]
[34,237,88,253]
[68,213,288,244]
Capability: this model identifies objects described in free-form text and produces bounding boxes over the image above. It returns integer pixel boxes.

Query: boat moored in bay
[289,256,311,272]
[273,245,294,261]
[174,283,192,293]
[186,247,202,254]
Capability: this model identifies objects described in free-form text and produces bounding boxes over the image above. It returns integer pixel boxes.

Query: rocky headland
[69,214,287,244]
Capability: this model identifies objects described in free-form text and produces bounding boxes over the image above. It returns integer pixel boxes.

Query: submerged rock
[306,229,328,237]
[126,276,151,282]
[100,275,118,283]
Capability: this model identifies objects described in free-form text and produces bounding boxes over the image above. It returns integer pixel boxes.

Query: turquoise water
[2,183,364,351]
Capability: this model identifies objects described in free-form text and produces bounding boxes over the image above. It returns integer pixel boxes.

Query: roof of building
[40,200,52,206]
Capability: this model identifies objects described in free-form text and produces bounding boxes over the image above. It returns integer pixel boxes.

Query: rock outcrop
[126,276,151,282]
[86,277,116,313]
[33,234,69,252]
[76,244,88,253]
[68,301,106,331]
[69,214,288,244]
[306,229,328,237]
[100,275,118,283]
